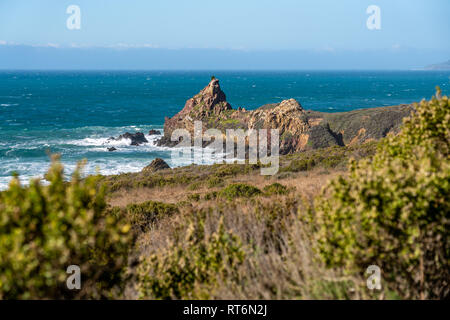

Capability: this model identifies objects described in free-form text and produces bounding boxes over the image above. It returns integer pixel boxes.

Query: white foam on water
[0,128,239,191]
[68,137,133,147]
[1,103,19,107]
[66,130,165,149]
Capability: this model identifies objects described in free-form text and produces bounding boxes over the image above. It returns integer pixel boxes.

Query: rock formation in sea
[157,78,413,154]
[142,158,171,172]
[148,129,161,135]
[108,132,148,146]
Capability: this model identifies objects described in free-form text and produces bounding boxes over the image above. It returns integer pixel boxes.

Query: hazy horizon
[1,46,448,70]
[1,0,449,70]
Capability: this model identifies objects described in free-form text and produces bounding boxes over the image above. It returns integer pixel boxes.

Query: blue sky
[0,0,449,69]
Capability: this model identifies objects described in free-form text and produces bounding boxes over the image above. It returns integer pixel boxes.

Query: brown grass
[106,144,379,299]
[108,167,344,208]
[127,191,371,299]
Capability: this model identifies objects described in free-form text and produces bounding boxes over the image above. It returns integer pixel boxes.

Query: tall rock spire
[163,77,232,139]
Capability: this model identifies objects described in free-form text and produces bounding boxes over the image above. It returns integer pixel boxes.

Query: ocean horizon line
[1,68,448,72]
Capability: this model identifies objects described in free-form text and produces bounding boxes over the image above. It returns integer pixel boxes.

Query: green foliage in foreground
[219,183,262,200]
[137,213,245,299]
[126,200,178,232]
[314,89,450,299]
[263,182,288,195]
[0,157,132,299]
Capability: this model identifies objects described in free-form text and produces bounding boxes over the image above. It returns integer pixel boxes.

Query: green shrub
[187,181,202,191]
[374,87,449,164]
[219,183,262,200]
[207,176,223,188]
[204,191,218,201]
[187,193,201,202]
[285,158,315,172]
[263,182,288,195]
[214,165,244,177]
[213,163,260,178]
[137,214,245,299]
[0,156,132,299]
[126,200,178,232]
[314,90,450,299]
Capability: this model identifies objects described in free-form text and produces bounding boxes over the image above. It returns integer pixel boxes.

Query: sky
[0,0,449,69]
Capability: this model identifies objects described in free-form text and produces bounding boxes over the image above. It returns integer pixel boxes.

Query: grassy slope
[101,142,381,299]
[102,142,377,207]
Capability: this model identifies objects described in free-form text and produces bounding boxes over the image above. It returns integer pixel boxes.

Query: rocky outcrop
[109,132,148,146]
[143,158,170,173]
[157,78,413,154]
[148,129,161,135]
[158,77,233,146]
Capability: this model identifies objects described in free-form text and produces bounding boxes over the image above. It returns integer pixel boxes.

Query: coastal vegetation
[0,156,132,299]
[0,89,448,299]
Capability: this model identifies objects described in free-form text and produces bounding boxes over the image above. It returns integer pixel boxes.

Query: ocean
[1,70,449,190]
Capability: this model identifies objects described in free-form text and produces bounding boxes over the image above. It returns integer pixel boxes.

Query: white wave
[67,130,164,149]
[1,103,18,107]
[0,128,240,190]
[69,137,132,147]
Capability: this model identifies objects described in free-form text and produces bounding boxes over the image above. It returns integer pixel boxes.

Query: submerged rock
[143,158,171,172]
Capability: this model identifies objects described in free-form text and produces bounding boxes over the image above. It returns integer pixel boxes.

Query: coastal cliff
[157,78,413,154]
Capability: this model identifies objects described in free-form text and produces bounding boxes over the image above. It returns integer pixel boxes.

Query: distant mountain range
[425,60,450,70]
[0,44,449,70]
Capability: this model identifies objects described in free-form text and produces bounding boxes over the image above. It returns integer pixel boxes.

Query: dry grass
[128,192,371,299]
[106,144,379,299]
[108,167,344,208]
[108,185,189,207]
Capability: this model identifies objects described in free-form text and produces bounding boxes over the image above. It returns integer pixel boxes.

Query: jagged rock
[157,78,413,154]
[247,99,311,153]
[148,129,161,135]
[107,147,117,152]
[162,77,232,140]
[109,132,148,146]
[143,158,170,172]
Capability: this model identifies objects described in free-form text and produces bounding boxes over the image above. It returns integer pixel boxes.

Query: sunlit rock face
[158,78,413,154]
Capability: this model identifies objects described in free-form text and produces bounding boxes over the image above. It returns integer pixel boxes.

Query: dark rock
[111,132,148,146]
[107,147,117,152]
[148,129,161,135]
[143,158,170,172]
[156,135,179,147]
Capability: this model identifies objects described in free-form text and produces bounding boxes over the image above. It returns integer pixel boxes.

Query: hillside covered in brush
[0,89,448,300]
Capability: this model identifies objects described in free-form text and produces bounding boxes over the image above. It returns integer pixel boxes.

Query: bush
[219,183,261,200]
[126,200,178,232]
[187,181,203,191]
[204,191,218,201]
[213,165,244,177]
[187,193,201,202]
[0,156,132,299]
[207,176,223,188]
[287,158,316,172]
[137,213,245,299]
[313,89,450,299]
[263,183,288,195]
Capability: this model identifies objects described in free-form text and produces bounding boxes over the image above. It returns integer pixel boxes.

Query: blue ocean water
[1,70,449,189]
